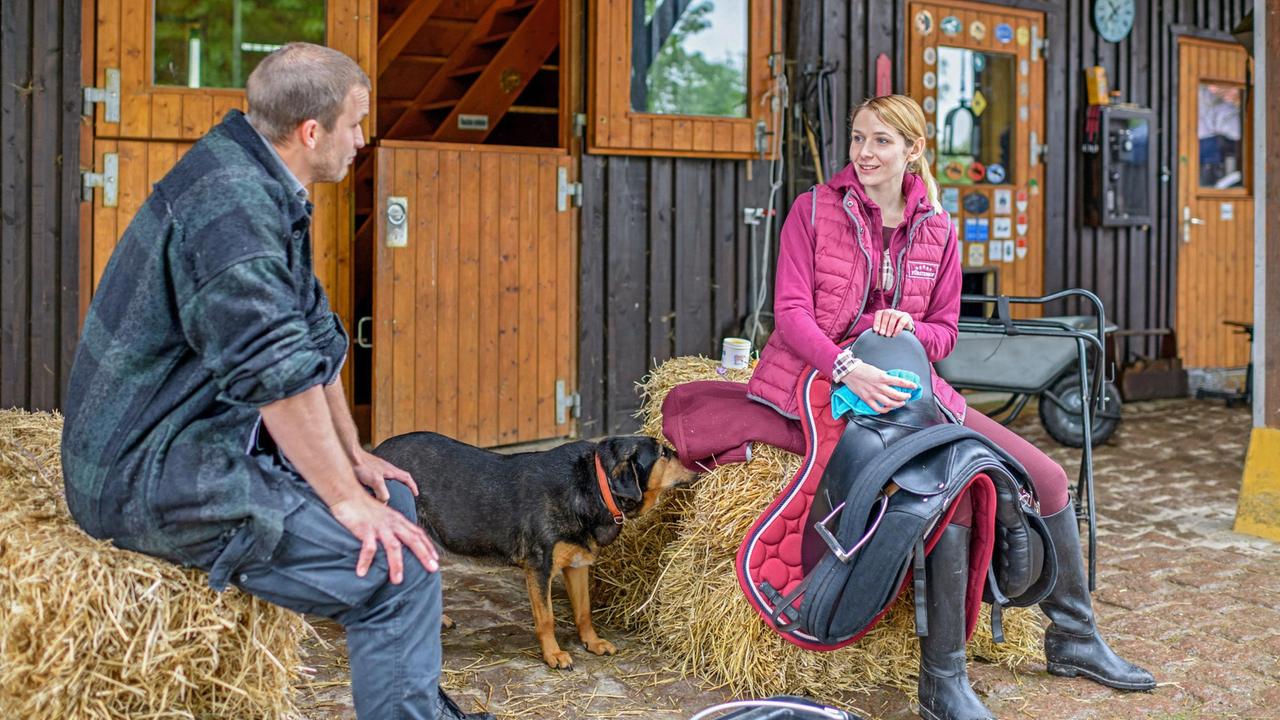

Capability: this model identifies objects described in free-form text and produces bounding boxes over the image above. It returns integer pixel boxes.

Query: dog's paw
[542,649,574,669]
[440,613,456,630]
[583,638,616,656]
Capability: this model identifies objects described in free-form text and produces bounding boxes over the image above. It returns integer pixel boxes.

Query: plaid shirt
[61,109,348,568]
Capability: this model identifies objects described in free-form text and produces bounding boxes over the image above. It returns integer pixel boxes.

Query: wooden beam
[377,0,445,77]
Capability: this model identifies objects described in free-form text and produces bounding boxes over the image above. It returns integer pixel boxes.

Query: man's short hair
[246,42,370,144]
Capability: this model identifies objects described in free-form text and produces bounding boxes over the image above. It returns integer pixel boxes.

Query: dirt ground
[295,398,1279,720]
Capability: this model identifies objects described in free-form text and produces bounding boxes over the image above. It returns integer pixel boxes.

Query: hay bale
[0,409,307,719]
[594,357,1044,699]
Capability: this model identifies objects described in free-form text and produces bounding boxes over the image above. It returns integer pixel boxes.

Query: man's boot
[1039,506,1156,691]
[917,524,996,720]
[437,688,497,720]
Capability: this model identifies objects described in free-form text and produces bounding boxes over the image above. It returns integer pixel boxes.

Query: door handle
[1181,206,1205,243]
[385,196,409,248]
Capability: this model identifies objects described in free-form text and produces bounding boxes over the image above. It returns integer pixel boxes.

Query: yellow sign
[972,91,988,117]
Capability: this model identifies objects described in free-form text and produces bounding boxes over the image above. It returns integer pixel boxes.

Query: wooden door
[371,142,578,446]
[1176,39,1253,369]
[906,1,1046,313]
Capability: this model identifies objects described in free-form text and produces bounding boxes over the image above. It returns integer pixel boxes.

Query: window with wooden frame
[588,0,779,159]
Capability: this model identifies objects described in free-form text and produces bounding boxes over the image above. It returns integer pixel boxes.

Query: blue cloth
[214,480,443,719]
[831,369,923,418]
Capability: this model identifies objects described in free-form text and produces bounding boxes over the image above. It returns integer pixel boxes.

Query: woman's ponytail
[912,156,942,213]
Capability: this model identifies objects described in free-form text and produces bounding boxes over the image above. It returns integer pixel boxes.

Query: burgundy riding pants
[946,408,1072,527]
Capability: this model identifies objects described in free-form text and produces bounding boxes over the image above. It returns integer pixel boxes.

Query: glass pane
[1110,115,1151,217]
[934,47,1016,185]
[630,0,748,117]
[1198,83,1244,189]
[154,0,326,89]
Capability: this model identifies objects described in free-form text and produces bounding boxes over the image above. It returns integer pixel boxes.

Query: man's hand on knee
[329,494,439,582]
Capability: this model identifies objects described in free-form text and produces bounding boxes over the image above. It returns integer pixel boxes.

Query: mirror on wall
[934,46,1016,185]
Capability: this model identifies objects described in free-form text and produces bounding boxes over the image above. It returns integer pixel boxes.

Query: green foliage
[153,0,326,88]
[644,1,747,117]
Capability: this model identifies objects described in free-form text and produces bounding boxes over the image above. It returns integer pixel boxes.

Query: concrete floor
[296,397,1279,719]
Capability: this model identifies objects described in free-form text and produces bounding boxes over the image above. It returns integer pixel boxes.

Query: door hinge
[1033,29,1048,62]
[574,113,587,137]
[557,167,582,211]
[83,68,120,122]
[555,379,580,424]
[82,152,118,207]
[1030,131,1046,166]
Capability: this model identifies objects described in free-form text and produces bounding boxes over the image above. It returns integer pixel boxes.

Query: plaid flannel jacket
[61,109,348,568]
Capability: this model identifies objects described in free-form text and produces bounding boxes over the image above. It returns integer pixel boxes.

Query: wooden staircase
[377,0,560,143]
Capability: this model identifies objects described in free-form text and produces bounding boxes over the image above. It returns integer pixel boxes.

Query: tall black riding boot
[917,524,996,720]
[1039,506,1156,691]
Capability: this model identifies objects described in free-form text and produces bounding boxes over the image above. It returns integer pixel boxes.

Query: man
[61,43,492,720]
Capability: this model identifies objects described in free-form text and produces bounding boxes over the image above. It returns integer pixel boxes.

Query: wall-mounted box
[1082,105,1157,227]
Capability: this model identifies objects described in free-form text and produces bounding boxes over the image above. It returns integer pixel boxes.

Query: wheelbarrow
[934,288,1112,590]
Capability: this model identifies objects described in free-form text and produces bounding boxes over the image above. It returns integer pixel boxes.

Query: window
[153,0,326,89]
[590,0,777,158]
[935,47,1016,186]
[1197,83,1244,189]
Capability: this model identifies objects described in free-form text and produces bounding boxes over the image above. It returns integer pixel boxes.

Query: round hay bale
[0,409,308,719]
[594,357,1044,699]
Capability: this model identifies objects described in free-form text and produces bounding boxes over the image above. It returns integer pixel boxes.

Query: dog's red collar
[594,453,625,525]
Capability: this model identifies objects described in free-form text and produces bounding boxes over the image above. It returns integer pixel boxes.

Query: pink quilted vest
[747,168,967,422]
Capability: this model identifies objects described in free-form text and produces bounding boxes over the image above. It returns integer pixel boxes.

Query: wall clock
[1093,0,1135,43]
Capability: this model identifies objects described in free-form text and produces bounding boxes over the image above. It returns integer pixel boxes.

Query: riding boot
[917,524,996,720]
[437,688,497,720]
[1039,506,1156,691]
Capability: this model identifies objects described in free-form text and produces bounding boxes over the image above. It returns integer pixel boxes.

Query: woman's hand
[841,361,918,413]
[873,309,915,337]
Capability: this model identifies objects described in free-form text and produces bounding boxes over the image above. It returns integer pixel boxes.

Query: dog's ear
[595,436,656,505]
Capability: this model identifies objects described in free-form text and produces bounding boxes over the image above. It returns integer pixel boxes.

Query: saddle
[735,331,1056,650]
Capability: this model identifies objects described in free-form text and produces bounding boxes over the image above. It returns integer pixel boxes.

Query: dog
[372,432,696,669]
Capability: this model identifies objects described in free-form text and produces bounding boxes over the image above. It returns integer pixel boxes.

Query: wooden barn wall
[0,0,82,411]
[578,156,770,435]
[787,0,1251,359]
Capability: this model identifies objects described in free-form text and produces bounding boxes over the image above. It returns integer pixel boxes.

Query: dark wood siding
[0,0,81,411]
[578,155,768,434]
[784,0,1249,360]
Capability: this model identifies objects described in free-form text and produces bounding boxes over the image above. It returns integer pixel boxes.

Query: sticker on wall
[966,218,990,242]
[1016,237,1028,259]
[1029,178,1040,195]
[923,71,936,89]
[1003,240,1016,263]
[1019,105,1030,122]
[967,161,987,182]
[1015,189,1028,212]
[1220,202,1234,220]
[971,91,988,117]
[1016,214,1029,236]
[1020,81,1029,97]
[941,15,962,35]
[1017,26,1030,46]
[925,121,936,137]
[1020,58,1030,76]
[993,217,1012,238]
[994,189,1012,214]
[973,54,987,73]
[923,47,937,65]
[944,160,966,182]
[962,191,990,214]
[941,187,960,214]
[915,9,934,35]
[986,163,1007,184]
[968,242,986,266]
[923,96,936,114]
[990,240,1003,263]
[970,21,986,41]
[995,23,1014,44]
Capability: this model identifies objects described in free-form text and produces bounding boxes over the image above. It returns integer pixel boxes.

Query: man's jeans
[218,480,442,720]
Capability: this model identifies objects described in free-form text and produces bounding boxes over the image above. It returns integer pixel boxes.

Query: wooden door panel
[1176,39,1253,369]
[91,0,376,140]
[372,143,578,447]
[906,1,1046,316]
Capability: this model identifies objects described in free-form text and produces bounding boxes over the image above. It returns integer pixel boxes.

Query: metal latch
[573,113,587,137]
[385,196,408,247]
[557,168,581,211]
[355,317,373,349]
[82,152,118,207]
[1032,28,1047,61]
[1029,131,1046,166]
[555,379,580,425]
[83,68,120,122]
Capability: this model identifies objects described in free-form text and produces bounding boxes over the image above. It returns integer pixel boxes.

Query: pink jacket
[746,164,968,422]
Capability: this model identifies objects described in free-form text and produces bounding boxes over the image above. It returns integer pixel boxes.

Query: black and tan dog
[372,433,696,669]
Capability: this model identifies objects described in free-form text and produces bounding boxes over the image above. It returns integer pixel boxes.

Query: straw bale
[0,409,307,719]
[594,357,1043,699]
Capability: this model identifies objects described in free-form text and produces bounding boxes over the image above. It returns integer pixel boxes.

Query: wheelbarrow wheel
[1038,374,1122,448]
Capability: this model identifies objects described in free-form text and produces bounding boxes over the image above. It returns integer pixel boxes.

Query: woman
[745,95,1154,720]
